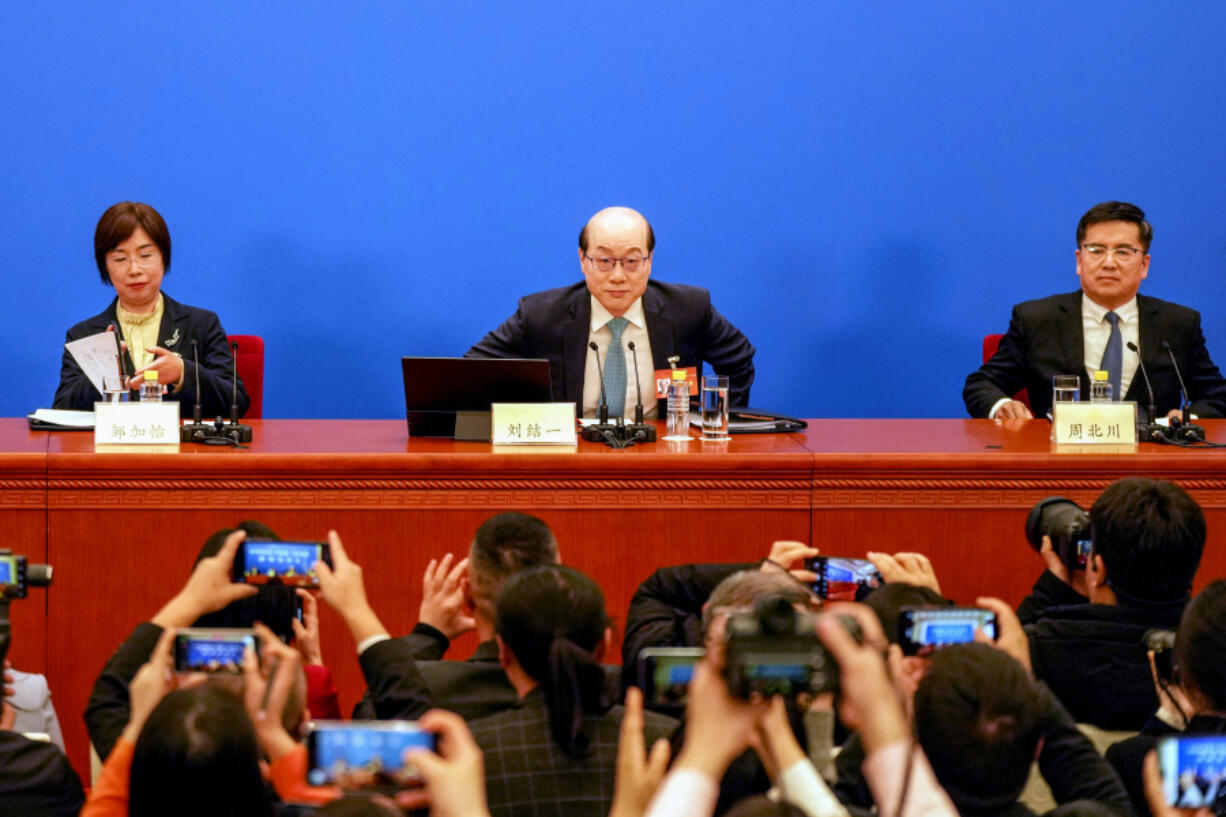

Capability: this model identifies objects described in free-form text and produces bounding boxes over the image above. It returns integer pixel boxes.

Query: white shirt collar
[1082,293,1139,325]
[590,295,646,333]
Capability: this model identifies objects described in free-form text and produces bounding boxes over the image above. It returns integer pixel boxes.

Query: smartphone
[804,556,883,602]
[637,647,704,706]
[306,721,437,790]
[232,540,332,587]
[1157,736,1226,809]
[898,607,998,656]
[0,554,27,599]
[173,628,259,673]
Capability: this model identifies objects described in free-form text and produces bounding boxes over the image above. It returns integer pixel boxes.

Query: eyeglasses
[1080,244,1144,263]
[583,253,649,273]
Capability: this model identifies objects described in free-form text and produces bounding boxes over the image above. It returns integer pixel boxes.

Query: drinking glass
[1052,375,1080,405]
[701,375,730,440]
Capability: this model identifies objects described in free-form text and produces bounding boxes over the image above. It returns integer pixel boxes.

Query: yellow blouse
[116,295,164,370]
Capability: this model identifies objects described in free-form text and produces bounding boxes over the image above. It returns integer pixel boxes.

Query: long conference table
[3,416,1226,780]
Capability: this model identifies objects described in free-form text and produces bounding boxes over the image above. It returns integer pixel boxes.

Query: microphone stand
[180,339,213,442]
[579,341,643,448]
[1126,342,1167,443]
[221,340,253,443]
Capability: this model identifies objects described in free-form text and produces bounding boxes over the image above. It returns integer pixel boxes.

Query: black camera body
[1025,497,1093,572]
[0,549,52,601]
[724,597,852,699]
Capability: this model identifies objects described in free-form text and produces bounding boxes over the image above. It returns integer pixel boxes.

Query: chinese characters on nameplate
[1053,402,1138,446]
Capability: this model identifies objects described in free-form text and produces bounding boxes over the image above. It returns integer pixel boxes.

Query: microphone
[223,340,253,443]
[180,340,214,443]
[625,341,657,442]
[588,341,610,425]
[1161,340,1205,441]
[191,340,203,425]
[1125,342,1158,424]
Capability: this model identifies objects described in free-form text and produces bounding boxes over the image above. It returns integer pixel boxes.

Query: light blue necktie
[604,317,629,418]
[1101,311,1122,400]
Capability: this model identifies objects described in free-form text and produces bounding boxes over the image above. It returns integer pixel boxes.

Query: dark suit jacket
[964,291,1226,420]
[466,280,756,408]
[84,622,162,762]
[0,731,85,817]
[54,293,250,419]
[469,689,676,817]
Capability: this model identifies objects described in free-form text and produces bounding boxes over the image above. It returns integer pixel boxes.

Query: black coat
[1106,714,1226,817]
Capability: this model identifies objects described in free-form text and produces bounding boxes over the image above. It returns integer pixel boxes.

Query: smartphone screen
[898,607,998,656]
[307,721,437,789]
[174,629,258,673]
[805,556,883,602]
[637,647,704,706]
[233,541,332,587]
[1073,536,1092,570]
[1158,736,1226,809]
[0,555,26,598]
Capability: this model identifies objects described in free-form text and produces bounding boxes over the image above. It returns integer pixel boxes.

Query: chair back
[227,334,265,419]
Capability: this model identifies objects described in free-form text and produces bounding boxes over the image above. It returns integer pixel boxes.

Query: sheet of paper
[28,409,95,428]
[64,331,123,397]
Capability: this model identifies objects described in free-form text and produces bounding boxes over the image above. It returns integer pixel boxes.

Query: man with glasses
[963,201,1226,420]
[467,206,755,418]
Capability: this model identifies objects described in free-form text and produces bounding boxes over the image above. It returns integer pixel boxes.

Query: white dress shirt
[582,296,657,419]
[1082,295,1139,398]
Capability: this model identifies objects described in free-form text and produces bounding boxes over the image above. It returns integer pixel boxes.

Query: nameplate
[94,402,181,450]
[491,403,577,445]
[654,367,699,399]
[1053,402,1137,445]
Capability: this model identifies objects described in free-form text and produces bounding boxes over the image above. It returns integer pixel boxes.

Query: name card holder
[94,402,181,451]
[1053,402,1138,447]
[491,403,577,446]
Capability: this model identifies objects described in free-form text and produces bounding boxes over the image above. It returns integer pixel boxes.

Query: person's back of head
[702,569,813,635]
[129,685,270,817]
[1175,579,1226,713]
[468,511,559,618]
[192,520,300,643]
[1090,478,1205,605]
[862,582,951,645]
[496,564,609,758]
[914,643,1048,810]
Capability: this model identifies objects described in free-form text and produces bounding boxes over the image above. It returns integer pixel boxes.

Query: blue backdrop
[5,2,1224,419]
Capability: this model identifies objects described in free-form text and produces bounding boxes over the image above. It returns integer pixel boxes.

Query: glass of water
[1052,375,1080,405]
[701,375,730,440]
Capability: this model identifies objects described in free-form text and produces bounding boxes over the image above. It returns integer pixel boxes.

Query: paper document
[28,409,95,429]
[64,331,124,397]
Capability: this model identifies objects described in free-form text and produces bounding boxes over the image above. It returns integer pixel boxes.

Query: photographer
[1019,478,1206,729]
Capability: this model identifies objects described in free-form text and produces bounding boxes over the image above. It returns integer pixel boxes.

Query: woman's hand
[129,345,184,388]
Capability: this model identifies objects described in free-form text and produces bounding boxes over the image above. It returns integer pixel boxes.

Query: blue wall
[5,2,1225,419]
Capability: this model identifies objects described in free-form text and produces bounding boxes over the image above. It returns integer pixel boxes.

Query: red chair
[982,334,1030,410]
[227,335,265,419]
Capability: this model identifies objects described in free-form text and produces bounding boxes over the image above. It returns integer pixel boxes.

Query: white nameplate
[1053,402,1137,445]
[491,403,577,445]
[94,402,181,449]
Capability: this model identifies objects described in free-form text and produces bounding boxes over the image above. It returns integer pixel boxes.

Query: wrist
[257,723,299,762]
[343,604,388,645]
[151,593,202,628]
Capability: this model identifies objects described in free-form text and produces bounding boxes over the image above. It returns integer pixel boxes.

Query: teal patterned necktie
[604,317,629,417]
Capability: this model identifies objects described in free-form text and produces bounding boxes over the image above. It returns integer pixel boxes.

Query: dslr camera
[724,597,855,699]
[0,549,52,600]
[1025,497,1092,572]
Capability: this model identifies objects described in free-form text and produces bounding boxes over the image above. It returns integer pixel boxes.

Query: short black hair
[862,583,952,645]
[1090,477,1205,604]
[469,511,558,595]
[192,521,300,644]
[94,201,172,284]
[1175,579,1226,711]
[1076,201,1152,252]
[914,644,1048,809]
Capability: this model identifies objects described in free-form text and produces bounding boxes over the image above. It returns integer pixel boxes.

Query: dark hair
[722,797,809,817]
[316,796,402,817]
[496,565,610,758]
[578,210,656,253]
[914,644,1048,808]
[94,201,172,284]
[468,511,559,599]
[703,569,813,633]
[129,685,270,817]
[1076,201,1152,252]
[1175,579,1226,712]
[191,521,300,643]
[862,583,952,645]
[1090,478,1205,604]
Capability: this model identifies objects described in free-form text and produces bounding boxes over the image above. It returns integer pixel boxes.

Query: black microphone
[1162,340,1204,441]
[588,341,610,425]
[230,341,241,425]
[1126,341,1158,424]
[625,341,657,442]
[191,339,203,425]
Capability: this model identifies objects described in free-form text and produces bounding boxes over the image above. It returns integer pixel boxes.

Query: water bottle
[140,370,162,402]
[1090,370,1113,403]
[665,371,690,441]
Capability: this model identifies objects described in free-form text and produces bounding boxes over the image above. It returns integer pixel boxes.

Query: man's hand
[751,694,806,782]
[121,627,204,744]
[974,597,1033,677]
[994,400,1034,420]
[314,530,389,646]
[152,530,258,628]
[610,687,672,817]
[866,551,942,595]
[419,554,476,640]
[763,541,819,584]
[397,709,493,817]
[291,590,323,666]
[1038,535,1089,597]
[129,344,184,388]
[673,657,770,779]
[242,622,303,762]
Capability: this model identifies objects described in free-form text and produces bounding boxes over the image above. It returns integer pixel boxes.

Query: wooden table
[4,417,1225,780]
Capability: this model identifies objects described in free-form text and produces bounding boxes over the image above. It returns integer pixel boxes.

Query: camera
[174,628,259,674]
[1025,497,1093,572]
[898,606,998,656]
[232,541,332,588]
[0,550,53,600]
[1145,628,1177,684]
[306,721,437,790]
[724,597,858,699]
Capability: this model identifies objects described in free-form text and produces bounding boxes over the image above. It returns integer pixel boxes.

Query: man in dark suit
[964,201,1226,420]
[467,206,755,415]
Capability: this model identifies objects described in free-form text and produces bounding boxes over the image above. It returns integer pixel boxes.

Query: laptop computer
[401,357,553,438]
